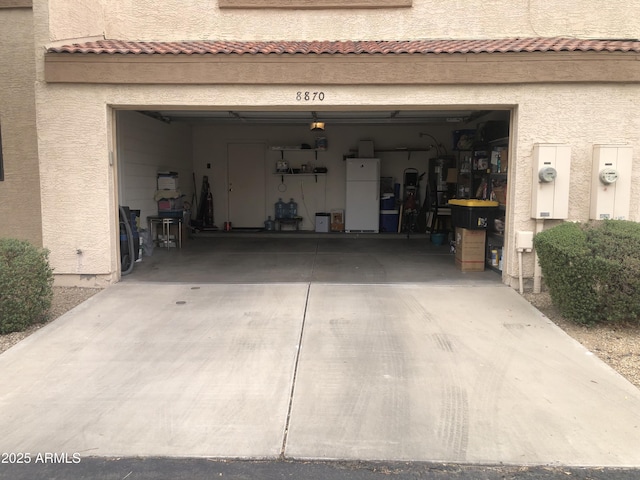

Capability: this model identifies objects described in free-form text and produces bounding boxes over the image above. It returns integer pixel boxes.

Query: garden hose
[119,206,135,276]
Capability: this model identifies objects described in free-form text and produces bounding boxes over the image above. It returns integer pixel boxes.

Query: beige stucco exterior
[31,80,640,287]
[41,0,640,43]
[0,6,42,245]
[1,0,639,288]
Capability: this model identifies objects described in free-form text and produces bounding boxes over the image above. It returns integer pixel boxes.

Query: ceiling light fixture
[310,111,325,131]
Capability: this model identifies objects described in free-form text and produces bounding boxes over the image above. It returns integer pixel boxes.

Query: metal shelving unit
[456,146,491,199]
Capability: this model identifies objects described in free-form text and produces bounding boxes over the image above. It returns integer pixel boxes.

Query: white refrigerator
[345,158,380,232]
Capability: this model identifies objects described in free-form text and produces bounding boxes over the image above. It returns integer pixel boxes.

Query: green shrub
[534,220,640,325]
[0,238,54,334]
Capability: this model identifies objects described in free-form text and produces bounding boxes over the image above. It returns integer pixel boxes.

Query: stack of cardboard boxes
[156,172,183,217]
[455,228,485,272]
[155,172,186,248]
[449,199,500,272]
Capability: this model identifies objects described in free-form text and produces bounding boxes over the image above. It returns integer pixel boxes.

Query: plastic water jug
[275,198,286,219]
[287,198,298,218]
[264,216,275,231]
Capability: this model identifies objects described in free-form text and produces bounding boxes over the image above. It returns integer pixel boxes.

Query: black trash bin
[448,199,499,230]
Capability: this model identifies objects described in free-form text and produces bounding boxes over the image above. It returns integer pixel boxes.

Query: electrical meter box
[590,144,632,220]
[531,144,571,219]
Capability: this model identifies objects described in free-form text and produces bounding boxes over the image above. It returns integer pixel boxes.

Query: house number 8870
[296,91,325,101]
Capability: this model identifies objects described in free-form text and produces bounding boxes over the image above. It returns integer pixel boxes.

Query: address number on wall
[296,91,325,101]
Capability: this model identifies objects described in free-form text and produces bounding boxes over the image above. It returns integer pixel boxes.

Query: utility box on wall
[590,144,632,220]
[531,144,571,219]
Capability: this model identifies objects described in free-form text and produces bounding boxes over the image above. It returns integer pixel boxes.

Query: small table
[148,216,183,249]
[276,217,303,231]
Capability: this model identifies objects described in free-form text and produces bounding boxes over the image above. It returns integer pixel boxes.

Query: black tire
[119,206,135,276]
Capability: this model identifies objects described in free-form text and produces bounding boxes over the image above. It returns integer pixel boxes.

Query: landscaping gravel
[0,287,100,354]
[1,287,639,390]
[523,291,640,389]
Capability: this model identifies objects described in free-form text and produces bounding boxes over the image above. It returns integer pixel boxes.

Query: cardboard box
[492,185,507,206]
[157,174,179,190]
[455,227,486,271]
[330,209,344,232]
[456,227,485,246]
[456,247,485,258]
[455,257,485,272]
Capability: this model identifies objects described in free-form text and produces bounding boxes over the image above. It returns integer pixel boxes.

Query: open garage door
[115,108,511,279]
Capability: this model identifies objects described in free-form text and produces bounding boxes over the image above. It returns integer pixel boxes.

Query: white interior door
[227,143,266,228]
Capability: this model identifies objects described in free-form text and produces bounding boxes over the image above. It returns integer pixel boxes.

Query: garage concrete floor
[128,232,500,285]
[2,234,640,466]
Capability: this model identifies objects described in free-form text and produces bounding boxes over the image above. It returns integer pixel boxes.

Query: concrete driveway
[1,236,640,466]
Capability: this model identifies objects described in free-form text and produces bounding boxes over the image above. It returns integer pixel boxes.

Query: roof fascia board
[218,0,411,8]
[0,0,32,8]
[44,51,640,85]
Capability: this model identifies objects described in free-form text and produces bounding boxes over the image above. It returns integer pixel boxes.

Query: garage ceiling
[138,109,491,126]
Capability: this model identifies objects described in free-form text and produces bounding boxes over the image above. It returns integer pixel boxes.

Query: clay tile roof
[47,38,640,55]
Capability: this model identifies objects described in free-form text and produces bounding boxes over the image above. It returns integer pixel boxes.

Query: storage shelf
[273,173,326,176]
[347,147,431,154]
[274,172,326,183]
[486,232,504,272]
[456,139,509,200]
[271,146,324,151]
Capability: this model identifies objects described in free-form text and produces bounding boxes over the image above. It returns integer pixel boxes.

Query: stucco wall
[35,83,117,286]
[58,0,640,42]
[47,0,104,41]
[33,82,640,286]
[0,8,42,245]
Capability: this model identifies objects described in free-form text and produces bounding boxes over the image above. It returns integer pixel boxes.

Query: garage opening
[115,108,510,282]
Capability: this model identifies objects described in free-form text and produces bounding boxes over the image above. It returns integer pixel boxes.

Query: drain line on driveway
[279,241,317,458]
